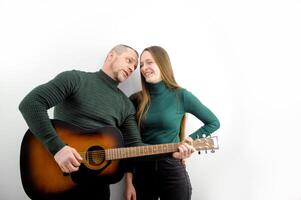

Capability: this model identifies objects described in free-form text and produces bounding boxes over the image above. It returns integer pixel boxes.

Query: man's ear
[107,51,115,61]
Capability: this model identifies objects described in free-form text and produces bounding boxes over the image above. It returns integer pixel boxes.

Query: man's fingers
[180,144,189,158]
[172,152,181,159]
[59,160,79,173]
[67,163,79,172]
[182,143,190,156]
[176,143,196,159]
[70,156,81,167]
[72,148,83,162]
[182,143,195,153]
[184,137,193,144]
[60,165,69,173]
[54,146,82,173]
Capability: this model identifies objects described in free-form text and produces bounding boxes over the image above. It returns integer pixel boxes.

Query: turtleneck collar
[147,81,168,95]
[97,70,119,89]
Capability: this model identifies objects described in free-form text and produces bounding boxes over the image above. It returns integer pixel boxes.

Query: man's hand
[173,137,195,160]
[54,146,83,173]
[124,172,136,200]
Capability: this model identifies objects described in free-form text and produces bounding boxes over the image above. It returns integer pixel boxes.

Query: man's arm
[19,70,83,173]
[19,70,80,154]
[120,112,145,147]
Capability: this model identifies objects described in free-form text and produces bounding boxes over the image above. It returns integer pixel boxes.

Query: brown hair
[136,46,186,141]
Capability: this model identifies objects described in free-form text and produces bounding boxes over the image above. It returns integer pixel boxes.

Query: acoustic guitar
[20,120,218,199]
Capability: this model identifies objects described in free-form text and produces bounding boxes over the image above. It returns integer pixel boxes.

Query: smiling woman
[124,46,220,200]
[2,0,300,199]
[140,51,162,84]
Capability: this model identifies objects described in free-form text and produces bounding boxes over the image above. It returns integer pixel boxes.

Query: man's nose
[128,65,135,73]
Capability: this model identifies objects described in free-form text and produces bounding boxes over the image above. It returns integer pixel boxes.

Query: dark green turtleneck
[132,81,220,144]
[19,70,144,154]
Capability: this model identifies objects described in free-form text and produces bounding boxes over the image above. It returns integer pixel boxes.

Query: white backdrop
[1,0,301,199]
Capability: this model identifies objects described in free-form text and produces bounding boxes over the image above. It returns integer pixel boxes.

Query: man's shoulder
[68,69,91,76]
[59,70,99,81]
[117,89,133,102]
[115,90,137,114]
[56,69,85,78]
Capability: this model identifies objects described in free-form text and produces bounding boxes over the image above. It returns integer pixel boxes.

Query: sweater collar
[97,70,119,89]
[147,81,168,95]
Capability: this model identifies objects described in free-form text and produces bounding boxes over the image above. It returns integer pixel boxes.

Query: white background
[1,0,301,199]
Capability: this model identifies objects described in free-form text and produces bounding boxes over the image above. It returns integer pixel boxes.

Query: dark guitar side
[20,120,124,199]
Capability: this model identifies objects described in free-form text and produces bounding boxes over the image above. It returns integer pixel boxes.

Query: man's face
[110,49,138,82]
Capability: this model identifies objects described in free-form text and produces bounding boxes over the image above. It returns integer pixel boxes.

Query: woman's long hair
[136,46,186,141]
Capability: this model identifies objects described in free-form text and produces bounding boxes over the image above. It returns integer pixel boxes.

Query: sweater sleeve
[182,89,220,139]
[19,70,81,155]
[120,104,145,147]
[121,93,143,173]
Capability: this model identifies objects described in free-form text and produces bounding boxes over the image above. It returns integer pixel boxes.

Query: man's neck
[101,67,117,82]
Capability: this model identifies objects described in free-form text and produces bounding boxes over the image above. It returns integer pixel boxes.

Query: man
[19,44,193,200]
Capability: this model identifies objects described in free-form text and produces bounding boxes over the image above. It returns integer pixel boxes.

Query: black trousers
[133,157,192,200]
[33,183,110,200]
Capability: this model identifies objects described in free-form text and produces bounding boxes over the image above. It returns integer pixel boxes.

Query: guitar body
[20,120,124,199]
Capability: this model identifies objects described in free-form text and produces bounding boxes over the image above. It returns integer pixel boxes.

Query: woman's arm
[182,89,220,139]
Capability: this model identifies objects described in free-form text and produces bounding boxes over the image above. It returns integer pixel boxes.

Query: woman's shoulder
[176,87,190,96]
[176,87,200,102]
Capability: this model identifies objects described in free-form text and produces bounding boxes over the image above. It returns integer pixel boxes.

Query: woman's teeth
[145,72,153,77]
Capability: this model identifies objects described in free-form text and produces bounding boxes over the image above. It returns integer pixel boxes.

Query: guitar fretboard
[105,143,179,160]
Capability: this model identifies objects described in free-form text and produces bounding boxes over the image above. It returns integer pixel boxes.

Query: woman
[124,46,220,200]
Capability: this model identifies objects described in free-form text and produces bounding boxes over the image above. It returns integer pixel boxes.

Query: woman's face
[140,51,162,84]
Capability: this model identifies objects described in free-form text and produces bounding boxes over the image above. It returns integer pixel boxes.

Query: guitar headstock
[192,136,219,154]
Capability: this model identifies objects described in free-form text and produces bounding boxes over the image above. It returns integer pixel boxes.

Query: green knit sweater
[131,81,220,144]
[19,70,144,154]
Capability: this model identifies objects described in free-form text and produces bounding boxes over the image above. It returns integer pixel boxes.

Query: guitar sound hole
[86,146,105,166]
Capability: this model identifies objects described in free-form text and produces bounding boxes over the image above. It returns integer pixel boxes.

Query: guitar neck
[105,136,218,160]
[105,143,179,160]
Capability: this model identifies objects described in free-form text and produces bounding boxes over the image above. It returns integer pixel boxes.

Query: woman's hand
[124,172,136,200]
